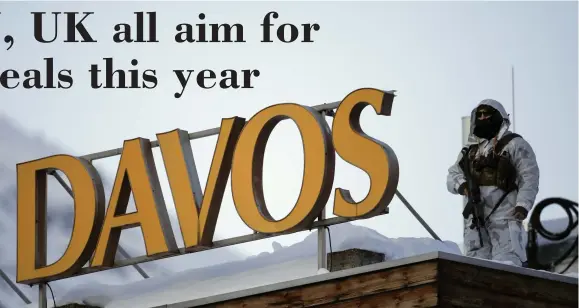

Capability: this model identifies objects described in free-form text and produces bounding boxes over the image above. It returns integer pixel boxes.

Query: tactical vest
[463,133,521,193]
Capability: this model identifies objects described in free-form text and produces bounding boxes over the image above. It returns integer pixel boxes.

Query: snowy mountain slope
[50,222,461,308]
[0,114,245,306]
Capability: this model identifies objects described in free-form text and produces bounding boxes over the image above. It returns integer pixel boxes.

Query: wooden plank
[317,283,438,308]
[210,261,438,308]
[439,282,570,308]
[439,260,578,307]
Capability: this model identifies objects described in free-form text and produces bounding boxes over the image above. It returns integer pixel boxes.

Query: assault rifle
[459,146,486,247]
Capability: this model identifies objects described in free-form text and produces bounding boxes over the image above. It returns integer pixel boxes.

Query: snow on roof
[44,222,461,308]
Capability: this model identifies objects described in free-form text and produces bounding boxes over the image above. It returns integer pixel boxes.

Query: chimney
[327,248,385,272]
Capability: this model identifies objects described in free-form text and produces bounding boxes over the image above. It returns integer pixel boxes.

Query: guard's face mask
[473,106,503,140]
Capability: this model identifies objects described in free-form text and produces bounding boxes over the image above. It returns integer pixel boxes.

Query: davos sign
[16,88,399,284]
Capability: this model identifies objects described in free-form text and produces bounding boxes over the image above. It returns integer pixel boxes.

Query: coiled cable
[526,197,578,274]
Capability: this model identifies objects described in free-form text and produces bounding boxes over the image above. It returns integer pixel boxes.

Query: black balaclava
[473,104,503,140]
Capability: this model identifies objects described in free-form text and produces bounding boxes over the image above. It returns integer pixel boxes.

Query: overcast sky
[0,0,577,284]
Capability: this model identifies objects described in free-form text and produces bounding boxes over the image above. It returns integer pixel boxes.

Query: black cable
[533,198,578,241]
[526,197,578,272]
[324,226,333,272]
[553,236,578,272]
[46,282,56,308]
[559,254,578,275]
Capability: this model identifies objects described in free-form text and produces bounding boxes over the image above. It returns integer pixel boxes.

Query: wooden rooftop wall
[159,252,578,308]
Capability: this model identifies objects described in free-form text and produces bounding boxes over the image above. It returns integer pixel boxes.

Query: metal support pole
[395,191,441,241]
[317,206,327,270]
[316,109,333,271]
[38,284,47,308]
[117,246,149,279]
[510,63,519,252]
[50,170,73,196]
[48,170,150,280]
[0,268,31,304]
[38,171,48,308]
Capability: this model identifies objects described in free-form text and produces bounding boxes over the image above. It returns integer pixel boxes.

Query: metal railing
[0,267,31,305]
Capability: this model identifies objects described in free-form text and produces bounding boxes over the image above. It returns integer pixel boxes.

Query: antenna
[511,65,515,133]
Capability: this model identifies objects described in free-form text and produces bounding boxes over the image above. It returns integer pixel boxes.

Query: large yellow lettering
[91,138,177,267]
[231,104,335,233]
[156,117,245,248]
[17,155,104,284]
[332,88,399,218]
[14,87,401,284]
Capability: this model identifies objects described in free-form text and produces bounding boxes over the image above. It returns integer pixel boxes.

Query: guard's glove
[514,206,528,221]
[458,182,468,196]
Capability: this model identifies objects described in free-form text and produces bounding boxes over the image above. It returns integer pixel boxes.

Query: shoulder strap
[495,133,521,154]
[468,144,478,160]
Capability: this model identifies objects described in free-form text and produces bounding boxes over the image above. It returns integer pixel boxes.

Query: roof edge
[437,251,578,284]
[156,251,577,308]
[157,252,441,308]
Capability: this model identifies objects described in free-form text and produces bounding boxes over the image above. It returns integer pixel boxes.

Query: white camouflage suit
[447,99,540,266]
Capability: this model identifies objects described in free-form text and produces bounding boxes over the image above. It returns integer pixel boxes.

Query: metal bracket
[0,268,31,304]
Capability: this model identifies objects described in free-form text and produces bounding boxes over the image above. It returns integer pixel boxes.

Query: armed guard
[447,99,540,266]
